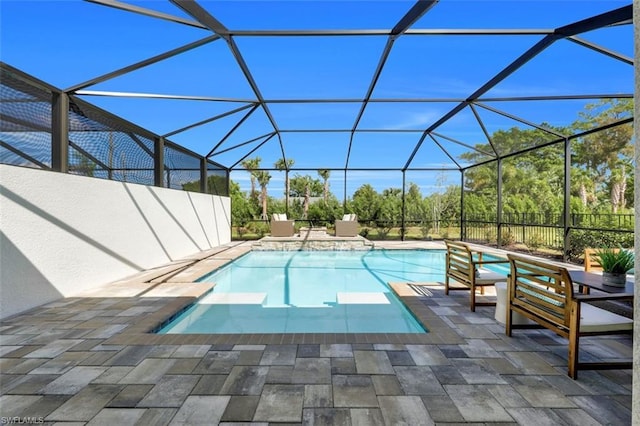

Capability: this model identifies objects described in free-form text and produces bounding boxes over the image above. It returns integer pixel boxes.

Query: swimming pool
[158,250,447,334]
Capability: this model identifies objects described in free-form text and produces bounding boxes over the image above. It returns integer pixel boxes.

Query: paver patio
[0,241,632,425]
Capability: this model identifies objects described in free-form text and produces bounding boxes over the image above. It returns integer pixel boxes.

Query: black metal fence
[464,212,634,261]
[0,63,229,196]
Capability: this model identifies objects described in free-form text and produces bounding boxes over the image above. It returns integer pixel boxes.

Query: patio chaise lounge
[335,213,359,237]
[270,213,295,237]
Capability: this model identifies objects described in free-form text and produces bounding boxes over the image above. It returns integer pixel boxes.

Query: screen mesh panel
[0,67,53,168]
[68,97,155,184]
[165,141,201,191]
[207,162,228,196]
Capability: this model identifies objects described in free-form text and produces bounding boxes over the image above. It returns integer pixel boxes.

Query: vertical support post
[51,91,69,173]
[401,170,406,241]
[460,169,465,241]
[343,169,348,211]
[632,4,640,410]
[285,169,289,217]
[154,136,165,187]
[563,137,571,262]
[226,169,231,197]
[200,157,208,194]
[497,159,503,248]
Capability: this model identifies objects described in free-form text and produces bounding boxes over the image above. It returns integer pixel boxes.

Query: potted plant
[595,247,634,287]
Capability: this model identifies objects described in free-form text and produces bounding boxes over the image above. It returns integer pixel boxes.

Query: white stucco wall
[0,164,231,319]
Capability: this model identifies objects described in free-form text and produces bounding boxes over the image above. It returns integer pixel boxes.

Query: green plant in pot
[595,247,634,287]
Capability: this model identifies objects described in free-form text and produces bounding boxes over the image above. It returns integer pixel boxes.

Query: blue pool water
[158,250,448,334]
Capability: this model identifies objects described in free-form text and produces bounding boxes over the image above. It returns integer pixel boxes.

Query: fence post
[51,91,69,173]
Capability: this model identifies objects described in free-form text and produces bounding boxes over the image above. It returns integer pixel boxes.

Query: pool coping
[85,240,472,346]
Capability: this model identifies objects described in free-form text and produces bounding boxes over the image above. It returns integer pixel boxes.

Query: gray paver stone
[253,384,304,422]
[303,408,352,426]
[45,384,124,421]
[168,395,230,425]
[378,395,434,426]
[137,375,200,408]
[304,384,333,408]
[394,366,446,395]
[220,366,268,395]
[85,408,146,425]
[332,375,378,408]
[353,351,394,374]
[292,358,331,384]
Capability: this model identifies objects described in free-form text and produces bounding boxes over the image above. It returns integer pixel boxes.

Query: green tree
[307,195,343,224]
[229,180,253,224]
[571,99,633,212]
[254,170,271,220]
[274,157,294,210]
[289,174,322,217]
[351,184,381,224]
[379,188,402,230]
[241,157,261,201]
[403,183,423,219]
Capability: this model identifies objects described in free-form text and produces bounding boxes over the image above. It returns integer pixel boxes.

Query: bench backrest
[445,240,475,284]
[507,254,574,329]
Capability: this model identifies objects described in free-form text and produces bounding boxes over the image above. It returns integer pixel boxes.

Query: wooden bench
[506,253,633,379]
[444,240,509,311]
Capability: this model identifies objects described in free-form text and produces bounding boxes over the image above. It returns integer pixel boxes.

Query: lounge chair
[506,253,632,379]
[270,213,295,237]
[444,240,509,311]
[335,214,358,237]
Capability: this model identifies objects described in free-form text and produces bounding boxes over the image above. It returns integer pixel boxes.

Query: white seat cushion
[476,268,507,284]
[579,303,633,333]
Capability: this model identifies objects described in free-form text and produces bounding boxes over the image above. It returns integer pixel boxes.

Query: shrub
[248,221,269,238]
[236,226,248,238]
[499,229,516,246]
[377,226,390,240]
[567,230,633,262]
[526,232,545,251]
[420,222,431,239]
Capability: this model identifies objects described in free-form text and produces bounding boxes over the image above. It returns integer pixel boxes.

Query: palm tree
[241,157,261,200]
[303,175,311,218]
[317,169,330,203]
[254,170,272,220]
[274,157,294,211]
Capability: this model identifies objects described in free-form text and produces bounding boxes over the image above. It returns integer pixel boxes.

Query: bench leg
[469,284,476,312]
[445,275,450,295]
[568,302,581,379]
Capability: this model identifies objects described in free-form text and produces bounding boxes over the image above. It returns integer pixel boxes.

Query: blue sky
[0,1,632,198]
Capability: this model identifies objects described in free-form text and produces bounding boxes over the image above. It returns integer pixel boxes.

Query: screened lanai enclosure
[0,0,633,262]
